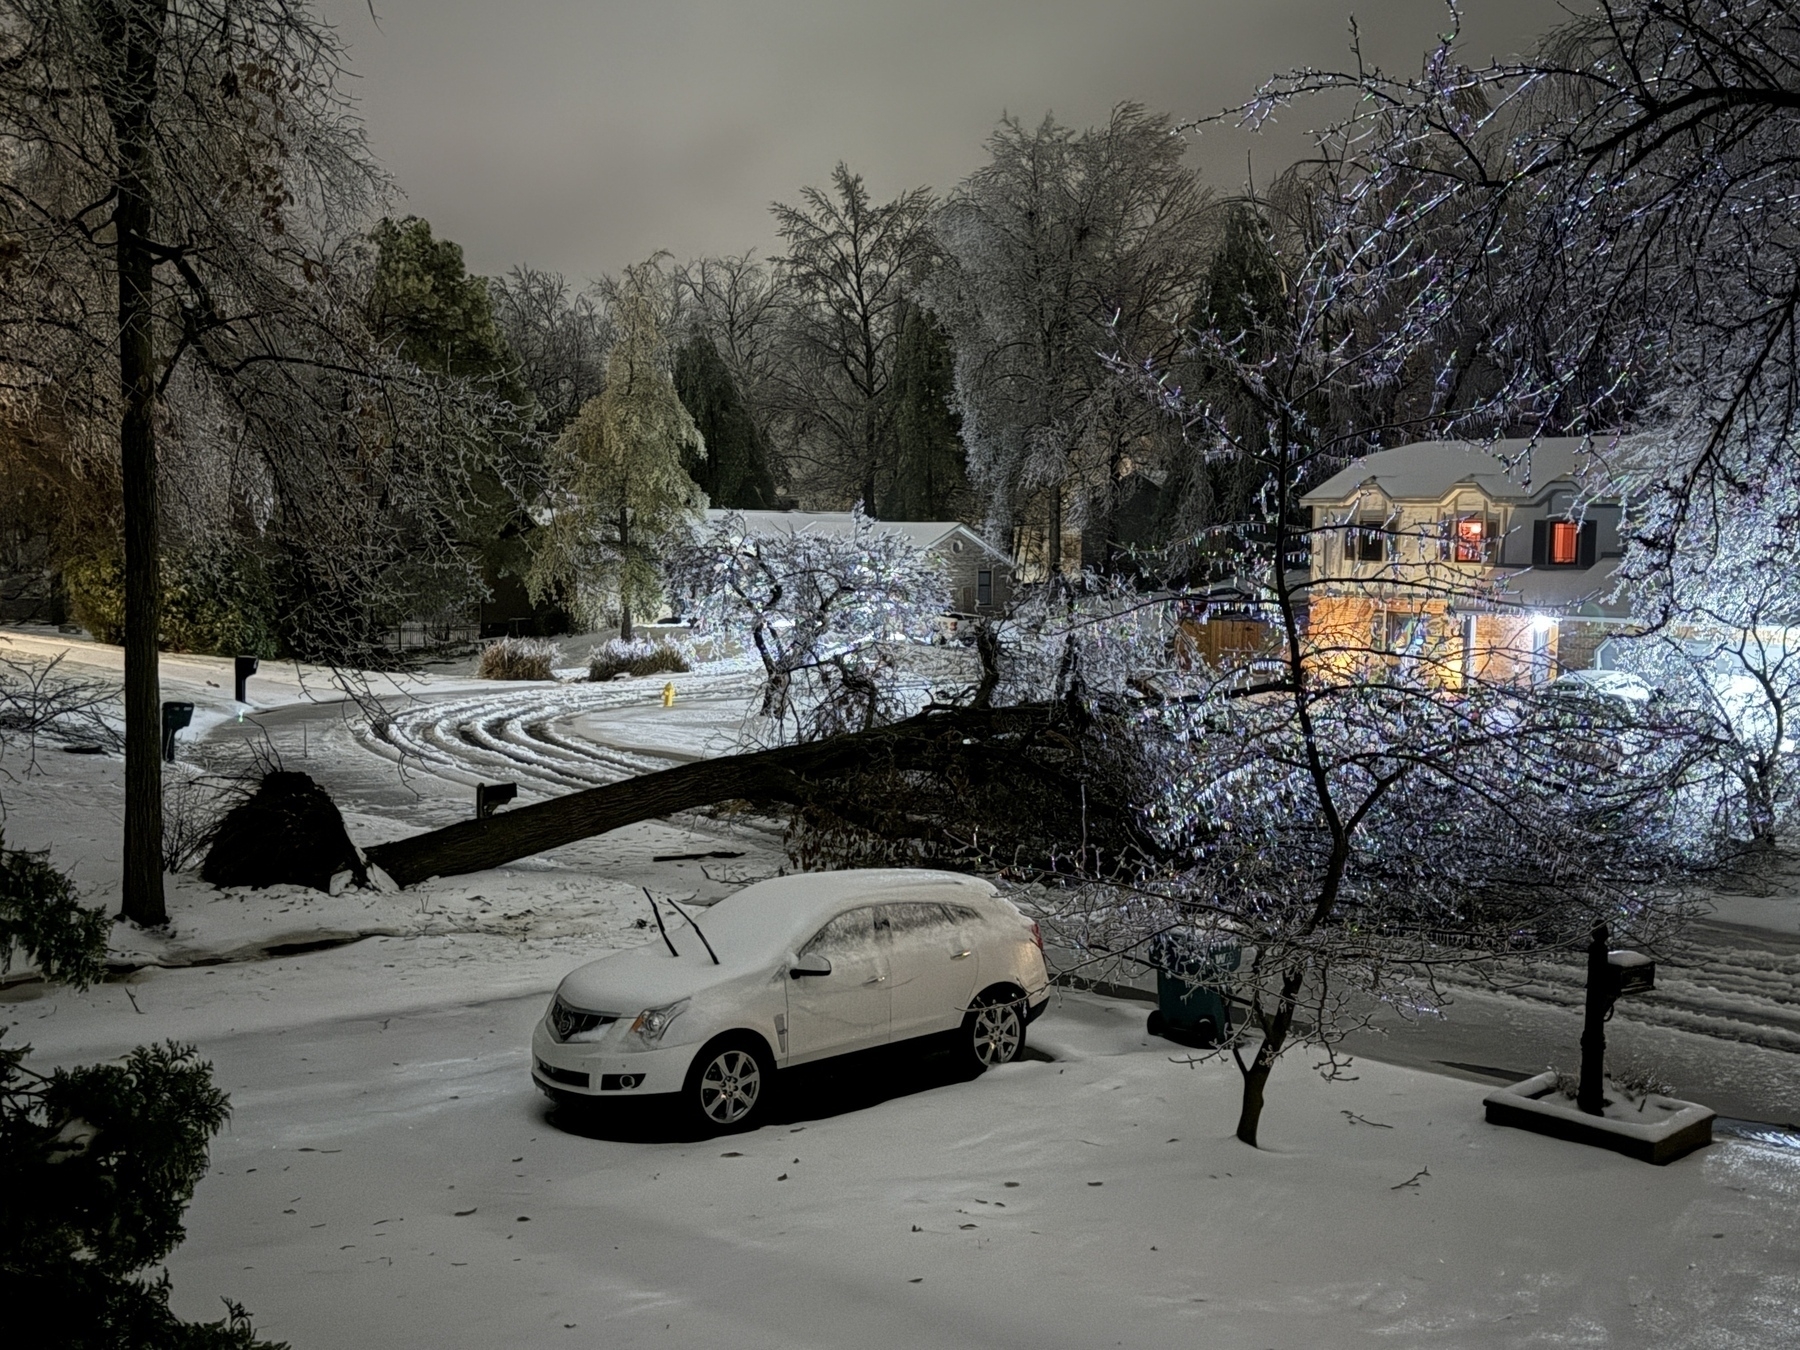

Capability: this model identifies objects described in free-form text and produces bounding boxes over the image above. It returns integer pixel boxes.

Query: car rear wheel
[682,1036,774,1133]
[962,991,1025,1071]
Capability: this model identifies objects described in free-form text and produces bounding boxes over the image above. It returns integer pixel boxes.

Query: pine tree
[1156,205,1291,577]
[673,332,777,509]
[882,303,967,521]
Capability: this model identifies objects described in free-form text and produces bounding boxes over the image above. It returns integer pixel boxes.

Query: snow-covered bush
[477,636,560,681]
[670,506,948,735]
[587,636,691,681]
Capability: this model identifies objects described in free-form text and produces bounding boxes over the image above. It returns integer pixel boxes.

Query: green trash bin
[1145,929,1239,1048]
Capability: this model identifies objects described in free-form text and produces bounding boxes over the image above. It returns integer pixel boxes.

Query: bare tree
[490,264,612,438]
[923,104,1210,575]
[670,252,787,463]
[1022,65,1719,1149]
[0,0,383,924]
[771,165,934,511]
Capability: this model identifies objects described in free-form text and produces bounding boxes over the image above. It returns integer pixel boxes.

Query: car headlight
[628,999,689,1046]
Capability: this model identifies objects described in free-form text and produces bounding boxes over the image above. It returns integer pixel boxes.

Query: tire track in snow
[354,673,759,799]
[1437,938,1800,1055]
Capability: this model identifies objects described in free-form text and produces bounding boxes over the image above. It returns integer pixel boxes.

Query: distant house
[1300,437,1637,685]
[704,510,1013,616]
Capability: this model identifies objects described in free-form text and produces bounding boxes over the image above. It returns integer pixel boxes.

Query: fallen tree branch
[364,703,1151,888]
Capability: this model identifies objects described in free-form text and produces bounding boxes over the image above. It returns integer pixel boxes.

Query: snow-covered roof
[704,510,1009,562]
[1302,437,1639,508]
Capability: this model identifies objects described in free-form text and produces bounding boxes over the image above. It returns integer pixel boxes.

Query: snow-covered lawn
[14,967,1791,1350]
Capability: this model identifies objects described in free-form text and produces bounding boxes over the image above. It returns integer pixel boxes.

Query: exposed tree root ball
[201,771,367,893]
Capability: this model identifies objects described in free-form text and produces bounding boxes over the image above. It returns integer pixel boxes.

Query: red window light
[1550,520,1579,565]
[1453,515,1487,562]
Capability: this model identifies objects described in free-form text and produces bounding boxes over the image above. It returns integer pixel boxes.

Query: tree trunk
[1234,965,1304,1147]
[618,508,633,641]
[1578,921,1610,1115]
[1235,1045,1276,1147]
[1047,484,1063,578]
[109,1,169,927]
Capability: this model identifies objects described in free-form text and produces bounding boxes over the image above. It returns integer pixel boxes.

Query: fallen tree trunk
[364,702,1157,888]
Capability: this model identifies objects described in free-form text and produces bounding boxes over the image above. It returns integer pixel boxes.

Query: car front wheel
[963,991,1025,1071]
[682,1036,773,1133]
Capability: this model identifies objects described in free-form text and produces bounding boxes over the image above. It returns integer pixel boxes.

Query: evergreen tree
[367,216,541,619]
[673,332,777,509]
[529,262,704,639]
[882,303,968,521]
[1156,205,1291,577]
[368,217,519,391]
[2,839,276,1346]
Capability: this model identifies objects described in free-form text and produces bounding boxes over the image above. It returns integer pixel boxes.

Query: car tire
[681,1034,775,1134]
[1146,1009,1165,1037]
[962,989,1026,1071]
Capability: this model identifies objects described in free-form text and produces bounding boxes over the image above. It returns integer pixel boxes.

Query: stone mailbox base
[1484,1071,1714,1165]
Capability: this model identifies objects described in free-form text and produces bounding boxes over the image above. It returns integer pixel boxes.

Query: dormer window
[1347,518,1388,562]
[1533,518,1597,569]
[1548,521,1578,565]
[1446,514,1496,563]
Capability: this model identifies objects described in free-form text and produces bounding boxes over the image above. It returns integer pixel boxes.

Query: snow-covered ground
[5,625,1800,1346]
[15,966,1796,1350]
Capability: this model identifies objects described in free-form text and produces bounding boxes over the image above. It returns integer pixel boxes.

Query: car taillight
[1029,921,1043,951]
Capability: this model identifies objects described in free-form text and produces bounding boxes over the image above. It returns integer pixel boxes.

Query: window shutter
[1531,519,1548,566]
[1577,520,1598,569]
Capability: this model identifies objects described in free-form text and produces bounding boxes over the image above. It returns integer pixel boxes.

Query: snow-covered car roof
[557,869,999,1011]
[1545,669,1656,703]
[701,868,998,952]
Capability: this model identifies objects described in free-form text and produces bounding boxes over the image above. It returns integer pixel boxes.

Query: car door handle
[864,975,886,985]
[951,951,972,960]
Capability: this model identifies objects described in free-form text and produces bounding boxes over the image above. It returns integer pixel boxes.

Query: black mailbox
[161,701,194,762]
[234,655,260,702]
[1606,950,1655,998]
[477,781,518,819]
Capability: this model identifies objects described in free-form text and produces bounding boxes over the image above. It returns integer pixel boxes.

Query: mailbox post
[234,655,260,703]
[476,781,517,820]
[161,701,194,762]
[1577,921,1657,1115]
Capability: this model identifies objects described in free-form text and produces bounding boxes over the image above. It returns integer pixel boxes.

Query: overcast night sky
[316,1,1579,283]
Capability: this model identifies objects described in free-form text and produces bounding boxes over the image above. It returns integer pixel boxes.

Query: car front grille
[550,996,617,1043]
[536,1059,589,1088]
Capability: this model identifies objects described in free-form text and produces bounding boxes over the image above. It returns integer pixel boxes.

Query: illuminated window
[1549,520,1579,565]
[1450,515,1493,563]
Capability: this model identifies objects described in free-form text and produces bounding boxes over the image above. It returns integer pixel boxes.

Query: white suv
[532,869,1049,1132]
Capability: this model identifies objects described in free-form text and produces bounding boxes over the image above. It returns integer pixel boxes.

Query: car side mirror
[789,951,832,978]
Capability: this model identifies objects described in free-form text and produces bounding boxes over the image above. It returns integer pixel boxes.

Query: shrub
[478,636,560,680]
[61,545,279,658]
[63,552,126,646]
[587,636,691,681]
[1,833,108,989]
[160,544,279,659]
[0,1032,284,1349]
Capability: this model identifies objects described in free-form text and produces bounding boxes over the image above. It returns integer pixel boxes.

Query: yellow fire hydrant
[661,681,677,708]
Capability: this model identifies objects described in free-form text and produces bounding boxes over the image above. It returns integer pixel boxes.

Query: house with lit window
[703,510,1013,616]
[1300,437,1636,686]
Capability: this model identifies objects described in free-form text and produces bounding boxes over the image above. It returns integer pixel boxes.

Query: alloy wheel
[971,1001,1022,1067]
[698,1048,763,1125]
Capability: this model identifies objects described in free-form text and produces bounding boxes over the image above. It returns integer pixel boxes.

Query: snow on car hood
[556,936,760,1013]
